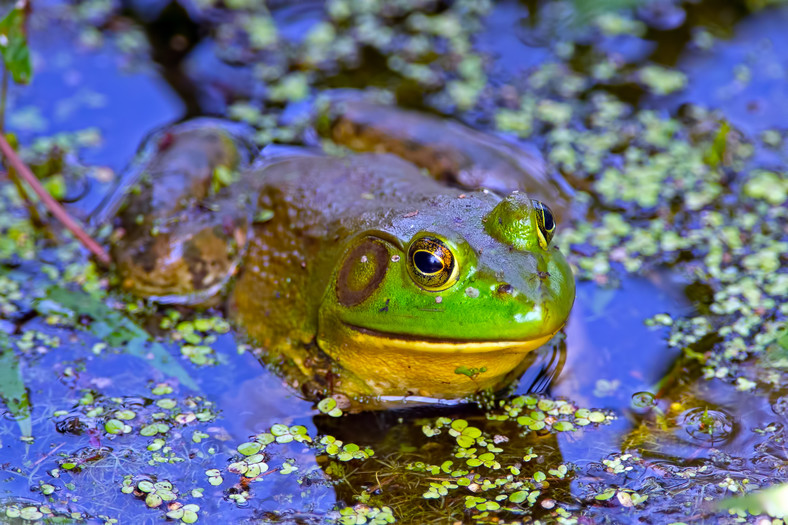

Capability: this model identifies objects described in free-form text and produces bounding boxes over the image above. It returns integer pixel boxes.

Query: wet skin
[109,100,576,400]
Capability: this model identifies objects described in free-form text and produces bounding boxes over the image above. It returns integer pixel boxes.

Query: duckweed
[166,503,200,524]
[638,65,687,95]
[0,2,786,523]
[338,504,395,525]
[318,396,344,417]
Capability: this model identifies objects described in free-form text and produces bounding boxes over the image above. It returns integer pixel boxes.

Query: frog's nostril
[497,283,514,295]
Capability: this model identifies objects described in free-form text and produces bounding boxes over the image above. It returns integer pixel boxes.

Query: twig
[0,134,111,266]
[7,167,44,226]
[1,66,8,134]
[0,69,42,224]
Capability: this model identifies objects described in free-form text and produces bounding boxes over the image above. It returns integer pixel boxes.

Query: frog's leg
[110,121,255,304]
[320,99,572,220]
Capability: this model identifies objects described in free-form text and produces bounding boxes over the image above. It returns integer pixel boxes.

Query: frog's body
[108,100,575,400]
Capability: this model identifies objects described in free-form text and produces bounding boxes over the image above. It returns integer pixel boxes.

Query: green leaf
[595,488,617,501]
[104,419,125,434]
[317,397,336,413]
[450,419,468,432]
[0,8,32,84]
[509,490,529,504]
[589,411,607,423]
[553,421,575,432]
[42,287,198,390]
[139,424,159,437]
[145,493,163,508]
[778,329,788,351]
[456,435,475,448]
[166,509,184,520]
[182,509,198,524]
[0,333,31,437]
[237,442,262,456]
[703,120,731,168]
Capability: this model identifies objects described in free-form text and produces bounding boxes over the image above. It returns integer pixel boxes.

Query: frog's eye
[407,237,459,291]
[531,200,556,249]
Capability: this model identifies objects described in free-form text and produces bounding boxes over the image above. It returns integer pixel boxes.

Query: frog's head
[317,191,575,398]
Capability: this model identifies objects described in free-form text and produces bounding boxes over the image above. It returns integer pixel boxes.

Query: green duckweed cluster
[53,383,216,472]
[221,424,371,507]
[2,502,117,524]
[165,312,233,366]
[201,0,496,141]
[121,477,200,523]
[492,57,787,388]
[387,397,613,521]
[338,504,396,525]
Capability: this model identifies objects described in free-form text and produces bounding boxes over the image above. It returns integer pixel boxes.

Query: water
[0,0,785,523]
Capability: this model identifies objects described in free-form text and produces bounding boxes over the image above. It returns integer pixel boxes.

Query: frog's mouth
[315,320,562,398]
[341,322,557,353]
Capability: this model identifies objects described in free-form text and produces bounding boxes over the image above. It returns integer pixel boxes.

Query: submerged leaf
[42,287,198,390]
[0,333,31,437]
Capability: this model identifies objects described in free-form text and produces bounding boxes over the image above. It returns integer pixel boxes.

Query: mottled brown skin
[111,126,251,303]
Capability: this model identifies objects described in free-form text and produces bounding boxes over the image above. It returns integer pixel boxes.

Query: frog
[104,98,576,402]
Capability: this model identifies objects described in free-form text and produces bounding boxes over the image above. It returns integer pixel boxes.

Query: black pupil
[414,251,443,274]
[533,200,555,231]
[542,208,555,231]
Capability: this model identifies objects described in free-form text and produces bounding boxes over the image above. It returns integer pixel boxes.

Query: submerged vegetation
[0,0,786,523]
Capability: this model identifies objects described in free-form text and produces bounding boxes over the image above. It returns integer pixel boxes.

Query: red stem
[0,134,111,266]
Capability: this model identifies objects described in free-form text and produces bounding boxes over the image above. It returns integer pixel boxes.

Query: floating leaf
[137,480,154,493]
[509,490,529,504]
[595,488,617,501]
[145,493,163,508]
[553,421,575,432]
[317,396,342,417]
[104,419,125,434]
[0,333,31,437]
[237,442,262,456]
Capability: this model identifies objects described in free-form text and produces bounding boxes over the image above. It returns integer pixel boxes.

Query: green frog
[106,98,575,401]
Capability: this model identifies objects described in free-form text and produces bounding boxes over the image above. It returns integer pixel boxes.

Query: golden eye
[531,200,556,249]
[407,236,459,291]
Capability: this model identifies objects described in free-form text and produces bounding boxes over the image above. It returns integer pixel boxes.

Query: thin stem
[0,67,42,224]
[0,134,111,266]
[7,165,43,226]
[0,66,7,134]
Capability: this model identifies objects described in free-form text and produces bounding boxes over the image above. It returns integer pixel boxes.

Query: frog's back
[252,152,465,239]
[322,99,570,219]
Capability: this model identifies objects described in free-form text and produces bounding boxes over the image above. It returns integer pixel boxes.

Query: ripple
[631,391,657,410]
[771,395,788,417]
[676,407,736,446]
